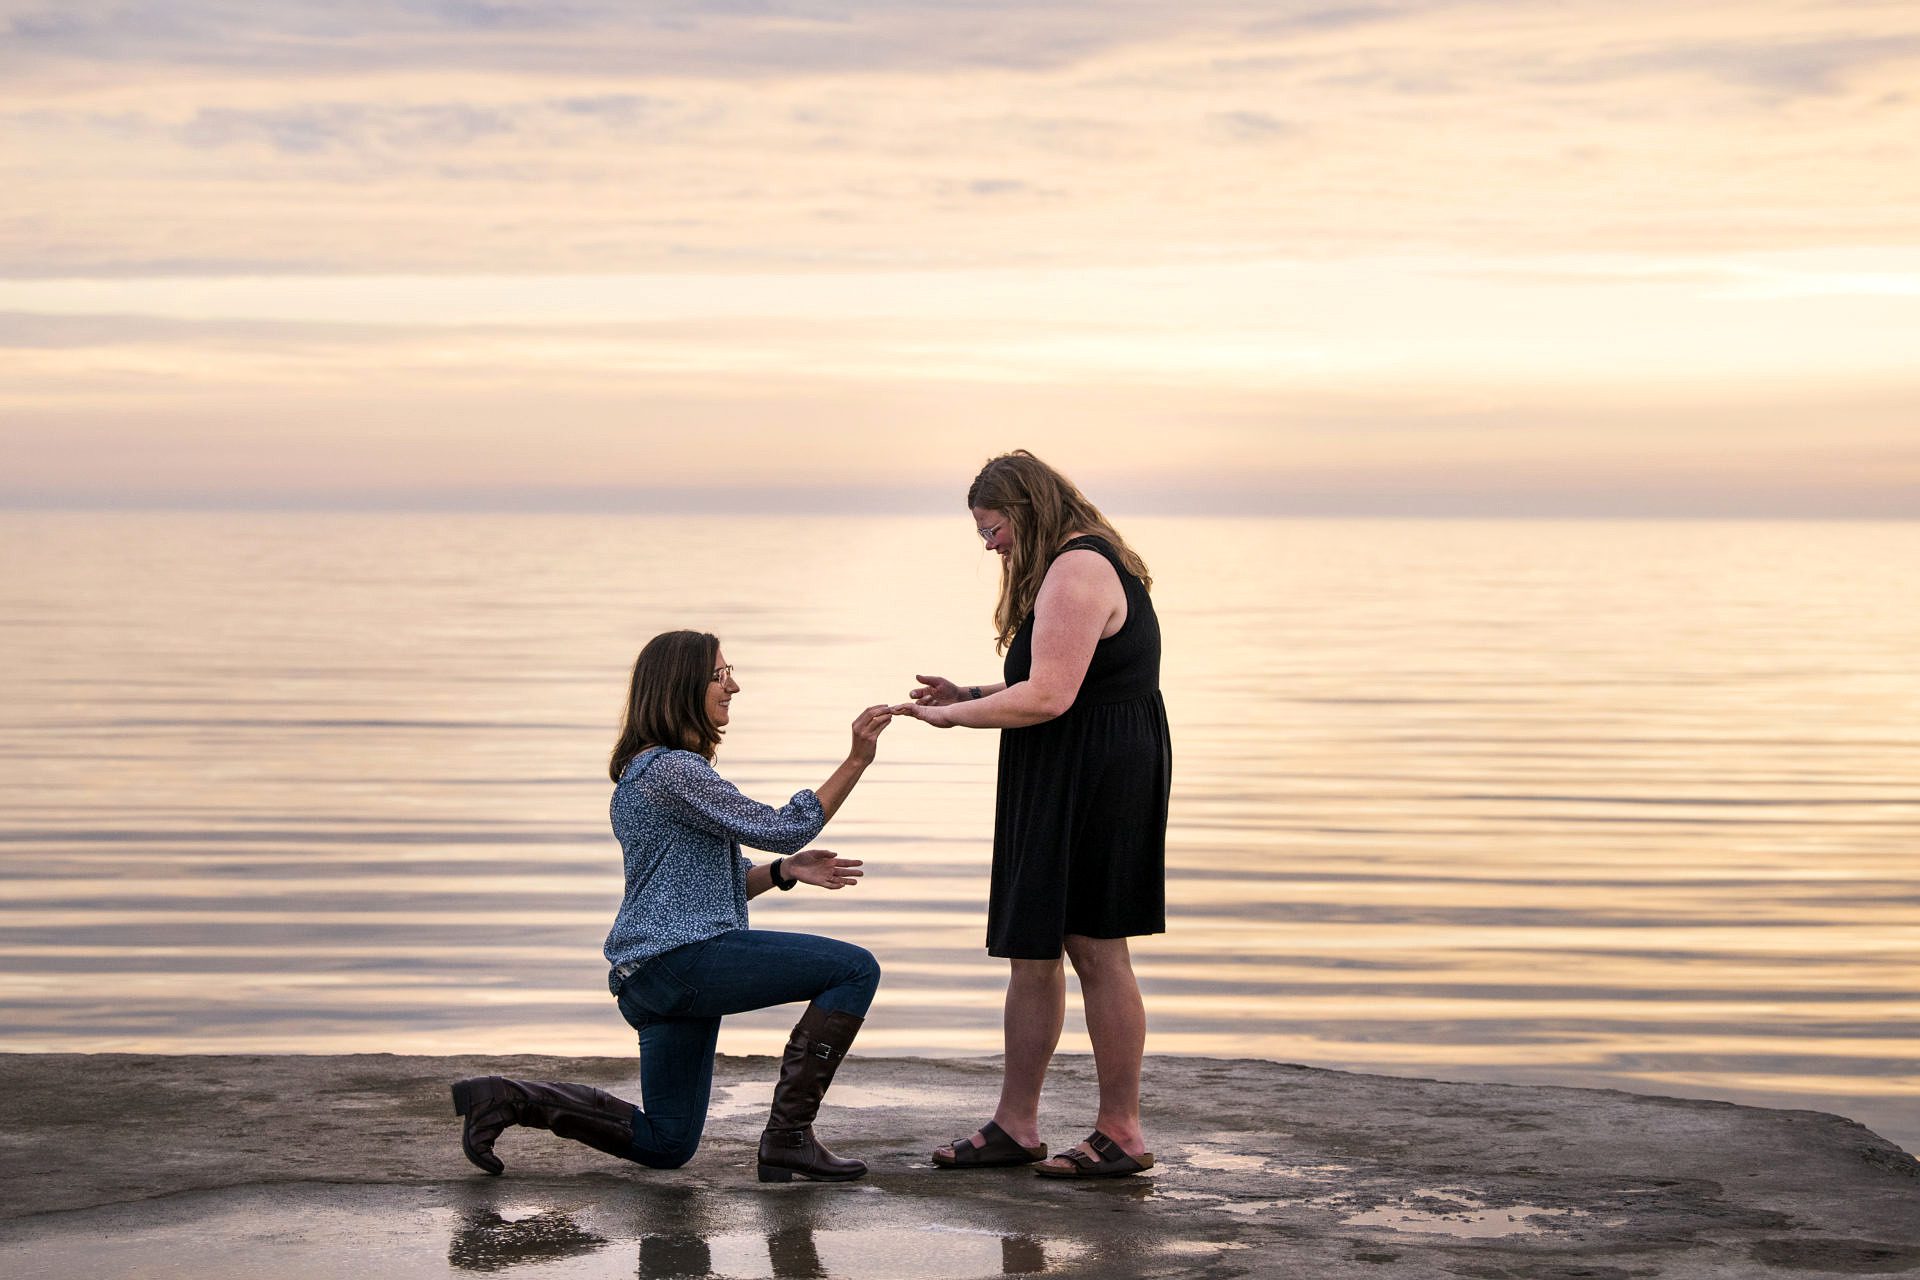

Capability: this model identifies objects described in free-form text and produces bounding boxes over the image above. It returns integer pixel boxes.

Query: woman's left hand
[889,701,956,728]
[784,847,864,889]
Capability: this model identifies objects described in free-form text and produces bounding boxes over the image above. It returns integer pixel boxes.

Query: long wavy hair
[968,450,1151,653]
[609,630,724,781]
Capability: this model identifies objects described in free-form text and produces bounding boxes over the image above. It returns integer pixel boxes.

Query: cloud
[6,362,1917,515]
[551,93,662,124]
[7,2,1918,99]
[1207,109,1298,141]
[1274,6,1405,33]
[1568,34,1920,100]
[962,178,1033,197]
[0,256,345,280]
[0,309,443,347]
[179,103,516,155]
[1,0,1917,526]
[0,0,1289,78]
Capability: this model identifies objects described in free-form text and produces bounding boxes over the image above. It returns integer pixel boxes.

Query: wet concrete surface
[2,1052,1916,1278]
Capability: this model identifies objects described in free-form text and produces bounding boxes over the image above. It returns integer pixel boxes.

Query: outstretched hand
[849,703,893,764]
[783,847,864,890]
[890,700,956,728]
[909,674,962,707]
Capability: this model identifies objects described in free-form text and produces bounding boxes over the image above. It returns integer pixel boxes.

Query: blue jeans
[612,928,880,1169]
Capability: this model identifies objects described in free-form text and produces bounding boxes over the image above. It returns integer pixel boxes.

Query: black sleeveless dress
[988,535,1171,959]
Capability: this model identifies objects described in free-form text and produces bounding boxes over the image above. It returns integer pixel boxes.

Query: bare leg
[935,957,1063,1157]
[1041,935,1148,1167]
[994,957,1067,1145]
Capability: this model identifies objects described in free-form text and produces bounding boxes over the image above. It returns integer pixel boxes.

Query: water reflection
[446,1212,1062,1279]
[1000,1234,1048,1275]
[764,1227,826,1280]
[637,1233,714,1279]
[5,514,1920,1152]
[448,1208,610,1272]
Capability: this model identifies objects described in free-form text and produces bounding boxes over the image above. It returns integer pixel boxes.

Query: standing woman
[453,630,893,1183]
[893,450,1169,1178]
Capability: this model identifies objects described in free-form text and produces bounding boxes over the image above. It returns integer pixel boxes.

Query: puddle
[0,1185,1087,1279]
[1170,1144,1354,1182]
[707,1080,969,1120]
[601,1228,1076,1278]
[1177,1144,1271,1172]
[1266,1162,1354,1180]
[1159,1240,1251,1255]
[648,1227,1083,1278]
[1340,1189,1585,1239]
[706,1081,777,1120]
[1154,1189,1290,1216]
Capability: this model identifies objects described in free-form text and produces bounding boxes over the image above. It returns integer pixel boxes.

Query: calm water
[2,513,1916,1152]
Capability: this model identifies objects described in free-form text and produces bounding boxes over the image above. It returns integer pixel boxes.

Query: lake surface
[2,512,1915,1152]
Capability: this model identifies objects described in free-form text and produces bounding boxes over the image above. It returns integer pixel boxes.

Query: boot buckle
[810,1042,835,1061]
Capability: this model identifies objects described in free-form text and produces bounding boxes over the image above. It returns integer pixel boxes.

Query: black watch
[771,857,796,891]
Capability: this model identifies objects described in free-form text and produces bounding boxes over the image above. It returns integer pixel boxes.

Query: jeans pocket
[618,942,707,1021]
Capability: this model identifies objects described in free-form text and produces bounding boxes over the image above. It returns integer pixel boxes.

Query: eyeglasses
[711,664,735,684]
[977,521,1005,544]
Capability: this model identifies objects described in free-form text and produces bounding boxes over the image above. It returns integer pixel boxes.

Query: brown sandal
[932,1120,1047,1168]
[1033,1129,1154,1178]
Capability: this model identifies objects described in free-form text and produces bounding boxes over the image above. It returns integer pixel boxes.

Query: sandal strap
[1034,1130,1149,1178]
[949,1120,1021,1160]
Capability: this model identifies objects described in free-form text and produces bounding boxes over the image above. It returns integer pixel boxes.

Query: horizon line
[2,490,1916,521]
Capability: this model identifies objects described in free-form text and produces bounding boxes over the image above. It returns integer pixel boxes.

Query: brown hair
[609,630,724,781]
[968,450,1151,653]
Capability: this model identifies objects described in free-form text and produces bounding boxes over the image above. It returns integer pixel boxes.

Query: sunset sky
[4,1,1918,514]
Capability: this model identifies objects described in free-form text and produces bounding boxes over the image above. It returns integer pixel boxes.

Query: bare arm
[746,862,776,898]
[813,704,893,820]
[908,675,1008,706]
[894,551,1119,730]
[746,848,865,898]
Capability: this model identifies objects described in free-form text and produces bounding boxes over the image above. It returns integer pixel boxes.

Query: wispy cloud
[0,0,1277,78]
[2,2,1914,279]
[1570,33,1920,99]
[179,103,516,154]
[2,1,1918,512]
[1206,109,1299,141]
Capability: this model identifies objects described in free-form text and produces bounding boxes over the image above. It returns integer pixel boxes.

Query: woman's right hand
[849,703,893,765]
[909,674,961,707]
[784,847,864,890]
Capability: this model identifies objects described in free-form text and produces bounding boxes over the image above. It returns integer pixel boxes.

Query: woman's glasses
[711,664,735,684]
[977,521,1004,544]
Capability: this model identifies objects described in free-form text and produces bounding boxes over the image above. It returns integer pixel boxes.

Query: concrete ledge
[2,1053,1916,1278]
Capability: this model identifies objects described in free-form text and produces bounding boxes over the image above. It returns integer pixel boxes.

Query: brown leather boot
[757,1004,867,1183]
[451,1076,636,1175]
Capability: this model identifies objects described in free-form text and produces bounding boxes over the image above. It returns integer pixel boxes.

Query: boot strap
[764,1126,814,1147]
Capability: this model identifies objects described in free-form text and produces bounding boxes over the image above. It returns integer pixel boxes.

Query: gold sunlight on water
[1,513,1917,1153]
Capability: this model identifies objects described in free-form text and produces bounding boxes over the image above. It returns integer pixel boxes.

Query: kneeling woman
[453,630,891,1182]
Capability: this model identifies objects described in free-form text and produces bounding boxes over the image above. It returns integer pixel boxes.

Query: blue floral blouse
[603,747,826,990]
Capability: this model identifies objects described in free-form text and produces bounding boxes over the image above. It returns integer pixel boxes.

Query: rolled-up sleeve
[641,752,827,854]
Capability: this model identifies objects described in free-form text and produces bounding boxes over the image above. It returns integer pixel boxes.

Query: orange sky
[3,1,1917,513]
